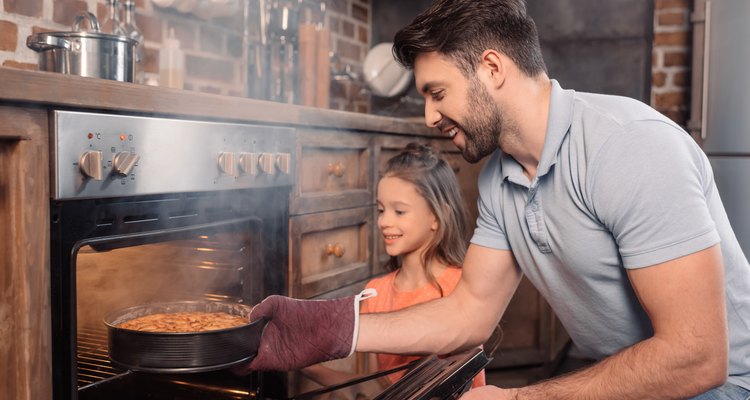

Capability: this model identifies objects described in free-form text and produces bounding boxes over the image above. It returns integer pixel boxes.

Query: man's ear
[479,49,507,89]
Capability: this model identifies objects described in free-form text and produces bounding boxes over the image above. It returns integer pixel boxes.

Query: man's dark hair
[393,0,547,78]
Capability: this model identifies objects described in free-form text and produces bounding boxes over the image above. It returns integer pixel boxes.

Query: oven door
[293,348,490,400]
[77,348,489,400]
[50,188,290,400]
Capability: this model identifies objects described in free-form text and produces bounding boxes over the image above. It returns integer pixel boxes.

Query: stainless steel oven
[49,110,295,399]
[49,110,489,400]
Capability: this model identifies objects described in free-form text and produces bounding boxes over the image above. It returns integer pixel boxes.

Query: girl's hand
[459,385,517,399]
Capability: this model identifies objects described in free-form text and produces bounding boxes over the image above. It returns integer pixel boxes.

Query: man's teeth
[448,127,458,138]
[385,235,401,239]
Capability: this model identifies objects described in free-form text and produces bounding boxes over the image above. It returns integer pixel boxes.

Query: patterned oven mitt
[235,289,376,372]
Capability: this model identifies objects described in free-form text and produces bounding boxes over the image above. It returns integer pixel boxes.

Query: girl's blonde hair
[380,142,471,296]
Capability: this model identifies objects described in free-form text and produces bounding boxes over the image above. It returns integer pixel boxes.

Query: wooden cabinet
[288,128,376,299]
[0,106,53,400]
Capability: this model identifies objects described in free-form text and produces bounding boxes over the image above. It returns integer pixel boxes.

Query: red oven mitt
[235,289,376,372]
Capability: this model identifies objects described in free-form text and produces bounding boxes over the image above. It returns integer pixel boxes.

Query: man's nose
[424,102,441,129]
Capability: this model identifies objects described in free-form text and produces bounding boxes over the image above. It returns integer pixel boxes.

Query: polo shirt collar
[500,79,574,186]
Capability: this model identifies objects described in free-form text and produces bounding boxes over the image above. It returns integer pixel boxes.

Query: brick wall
[651,0,692,128]
[326,0,370,113]
[327,0,376,113]
[2,0,691,119]
[0,0,369,108]
[0,0,248,95]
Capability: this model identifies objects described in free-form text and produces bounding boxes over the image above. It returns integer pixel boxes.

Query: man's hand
[234,294,359,372]
[459,385,516,399]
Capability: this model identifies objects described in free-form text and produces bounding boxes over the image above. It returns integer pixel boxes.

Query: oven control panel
[52,110,296,200]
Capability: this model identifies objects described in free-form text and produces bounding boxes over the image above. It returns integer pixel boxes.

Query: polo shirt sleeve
[586,120,720,268]
[470,152,512,251]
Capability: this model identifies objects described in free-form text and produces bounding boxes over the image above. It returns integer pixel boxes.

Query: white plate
[363,42,413,98]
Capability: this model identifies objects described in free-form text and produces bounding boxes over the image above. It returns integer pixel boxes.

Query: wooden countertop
[0,66,435,136]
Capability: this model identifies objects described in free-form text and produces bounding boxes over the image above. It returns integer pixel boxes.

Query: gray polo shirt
[471,80,750,388]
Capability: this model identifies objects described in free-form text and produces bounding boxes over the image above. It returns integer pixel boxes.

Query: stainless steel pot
[26,12,137,82]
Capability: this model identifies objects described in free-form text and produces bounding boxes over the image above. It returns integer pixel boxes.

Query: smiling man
[239,1,750,399]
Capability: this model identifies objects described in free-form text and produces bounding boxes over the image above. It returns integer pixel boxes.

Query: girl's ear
[431,215,439,231]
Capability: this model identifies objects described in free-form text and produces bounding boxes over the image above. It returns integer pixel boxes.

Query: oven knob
[112,151,140,176]
[259,153,275,175]
[239,152,259,176]
[79,150,103,181]
[276,153,291,175]
[218,152,235,175]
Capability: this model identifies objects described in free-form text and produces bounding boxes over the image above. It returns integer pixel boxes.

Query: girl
[303,142,486,391]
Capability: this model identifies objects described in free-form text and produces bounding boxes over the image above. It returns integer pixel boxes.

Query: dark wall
[529,0,654,102]
[370,0,654,116]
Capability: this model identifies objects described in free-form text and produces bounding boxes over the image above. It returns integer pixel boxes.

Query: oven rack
[76,326,126,388]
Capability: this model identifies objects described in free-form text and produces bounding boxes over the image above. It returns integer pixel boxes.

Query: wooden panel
[290,207,373,298]
[0,106,52,400]
[291,129,374,214]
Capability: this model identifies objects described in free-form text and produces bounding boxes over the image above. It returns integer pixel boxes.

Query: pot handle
[26,34,72,51]
[72,11,101,33]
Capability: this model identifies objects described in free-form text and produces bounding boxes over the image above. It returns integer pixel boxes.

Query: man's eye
[395,210,406,215]
[431,90,445,100]
[377,208,384,214]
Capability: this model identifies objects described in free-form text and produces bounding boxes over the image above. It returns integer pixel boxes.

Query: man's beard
[458,78,504,163]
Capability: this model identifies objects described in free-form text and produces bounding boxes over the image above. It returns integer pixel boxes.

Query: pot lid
[26,11,137,51]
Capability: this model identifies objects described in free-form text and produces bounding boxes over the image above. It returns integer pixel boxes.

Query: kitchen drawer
[289,206,373,299]
[291,129,374,215]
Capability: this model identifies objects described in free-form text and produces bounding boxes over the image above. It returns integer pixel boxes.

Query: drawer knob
[327,162,345,177]
[325,243,345,258]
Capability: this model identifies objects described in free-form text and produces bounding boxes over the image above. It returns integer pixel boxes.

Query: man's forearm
[356,251,523,356]
[356,295,495,355]
[509,335,725,400]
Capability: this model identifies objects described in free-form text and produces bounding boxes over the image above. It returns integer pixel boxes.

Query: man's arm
[463,244,729,400]
[356,244,523,355]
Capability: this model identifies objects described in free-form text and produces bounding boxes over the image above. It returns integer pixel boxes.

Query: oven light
[198,235,209,239]
[119,134,126,141]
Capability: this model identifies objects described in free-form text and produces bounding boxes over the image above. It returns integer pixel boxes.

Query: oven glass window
[75,226,264,390]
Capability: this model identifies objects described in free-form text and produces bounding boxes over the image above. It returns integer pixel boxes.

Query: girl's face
[376,176,439,259]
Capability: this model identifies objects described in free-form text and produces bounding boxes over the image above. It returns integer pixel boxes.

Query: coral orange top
[360,266,486,388]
